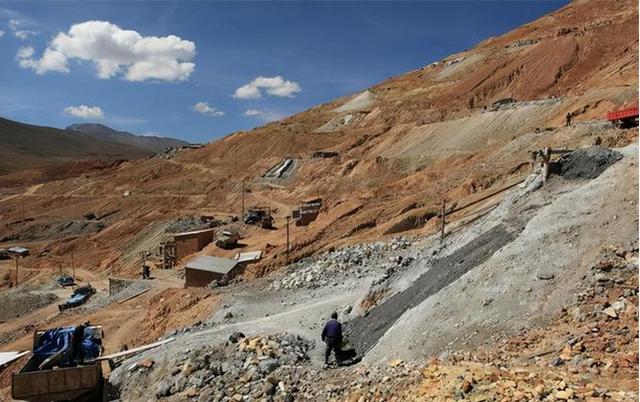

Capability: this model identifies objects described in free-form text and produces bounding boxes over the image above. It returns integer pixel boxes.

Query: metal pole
[440,199,446,242]
[286,216,291,260]
[241,180,245,221]
[71,252,76,279]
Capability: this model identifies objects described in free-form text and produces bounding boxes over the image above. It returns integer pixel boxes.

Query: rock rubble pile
[270,237,416,291]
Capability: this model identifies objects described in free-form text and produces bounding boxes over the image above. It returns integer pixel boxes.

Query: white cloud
[193,102,225,117]
[14,29,37,39]
[8,19,21,30]
[64,105,105,119]
[0,30,5,38]
[15,46,34,60]
[8,19,38,39]
[244,109,286,122]
[16,20,196,82]
[233,76,301,99]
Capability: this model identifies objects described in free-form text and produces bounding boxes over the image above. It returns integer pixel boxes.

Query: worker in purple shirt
[321,311,342,366]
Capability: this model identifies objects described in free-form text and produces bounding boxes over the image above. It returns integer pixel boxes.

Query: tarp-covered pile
[28,326,102,371]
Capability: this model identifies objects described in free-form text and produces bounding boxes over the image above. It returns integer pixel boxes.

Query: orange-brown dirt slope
[0,0,637,281]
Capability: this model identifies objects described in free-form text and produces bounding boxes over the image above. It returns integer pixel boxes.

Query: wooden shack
[174,229,215,260]
[184,255,242,287]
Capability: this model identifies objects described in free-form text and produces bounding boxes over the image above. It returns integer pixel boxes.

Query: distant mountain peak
[66,123,189,152]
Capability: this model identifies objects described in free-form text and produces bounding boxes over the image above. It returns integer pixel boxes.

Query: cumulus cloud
[234,76,301,99]
[64,105,105,119]
[16,20,196,82]
[244,109,286,122]
[193,102,225,117]
[0,30,5,38]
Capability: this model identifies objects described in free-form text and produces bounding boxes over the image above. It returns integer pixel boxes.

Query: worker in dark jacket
[321,312,342,366]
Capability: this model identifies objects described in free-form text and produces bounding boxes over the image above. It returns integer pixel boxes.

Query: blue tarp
[32,326,101,368]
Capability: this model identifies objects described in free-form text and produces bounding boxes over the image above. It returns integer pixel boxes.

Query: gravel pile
[0,291,58,322]
[270,237,416,291]
[165,217,223,234]
[558,147,623,180]
[120,333,314,401]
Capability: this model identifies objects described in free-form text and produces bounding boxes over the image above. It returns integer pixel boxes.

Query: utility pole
[286,216,291,263]
[14,255,19,286]
[440,199,446,242]
[241,180,245,221]
[71,252,76,279]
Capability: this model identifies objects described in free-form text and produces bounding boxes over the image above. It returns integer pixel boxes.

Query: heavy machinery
[243,207,274,229]
[216,230,239,249]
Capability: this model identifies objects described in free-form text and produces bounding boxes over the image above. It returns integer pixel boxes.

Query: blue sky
[0,1,566,143]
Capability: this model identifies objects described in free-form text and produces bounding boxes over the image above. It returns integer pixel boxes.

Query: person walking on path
[321,312,342,367]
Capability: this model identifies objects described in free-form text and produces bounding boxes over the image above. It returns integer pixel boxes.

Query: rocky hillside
[0,117,152,175]
[0,0,636,279]
[67,123,189,152]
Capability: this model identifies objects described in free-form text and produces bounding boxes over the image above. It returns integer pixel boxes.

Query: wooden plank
[117,288,150,304]
[93,338,175,361]
[0,351,28,366]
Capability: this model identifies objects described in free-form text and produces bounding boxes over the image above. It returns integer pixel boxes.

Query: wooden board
[93,337,175,361]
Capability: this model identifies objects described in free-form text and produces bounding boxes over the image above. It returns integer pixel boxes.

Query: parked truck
[607,107,639,127]
[12,325,105,402]
[216,230,239,249]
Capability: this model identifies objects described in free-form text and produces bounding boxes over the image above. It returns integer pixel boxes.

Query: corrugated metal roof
[174,228,215,237]
[185,255,238,274]
[8,247,29,255]
[235,250,262,262]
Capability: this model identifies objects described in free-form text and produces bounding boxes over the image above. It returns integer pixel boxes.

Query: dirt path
[0,183,44,204]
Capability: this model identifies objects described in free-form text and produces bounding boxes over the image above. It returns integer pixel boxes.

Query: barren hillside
[0,117,152,175]
[1,0,636,279]
[0,0,637,400]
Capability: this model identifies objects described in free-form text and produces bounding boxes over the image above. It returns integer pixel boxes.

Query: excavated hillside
[0,0,638,400]
[0,0,637,282]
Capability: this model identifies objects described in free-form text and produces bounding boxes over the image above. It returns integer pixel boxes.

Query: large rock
[259,358,280,374]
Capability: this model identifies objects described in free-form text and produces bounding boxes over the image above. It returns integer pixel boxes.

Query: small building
[293,198,323,226]
[235,250,262,267]
[311,151,339,159]
[174,228,215,260]
[184,255,242,287]
[7,247,29,257]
